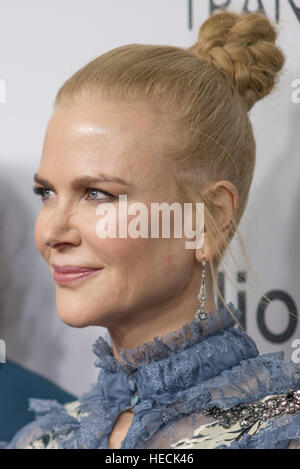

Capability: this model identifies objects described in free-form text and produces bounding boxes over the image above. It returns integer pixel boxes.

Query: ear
[194,180,238,264]
[194,236,210,264]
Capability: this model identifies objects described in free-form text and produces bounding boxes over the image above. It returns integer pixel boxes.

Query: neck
[106,268,218,364]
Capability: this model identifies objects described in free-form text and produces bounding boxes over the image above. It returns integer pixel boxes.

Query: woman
[1,11,300,449]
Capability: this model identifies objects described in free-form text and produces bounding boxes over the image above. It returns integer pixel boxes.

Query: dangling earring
[194,259,209,322]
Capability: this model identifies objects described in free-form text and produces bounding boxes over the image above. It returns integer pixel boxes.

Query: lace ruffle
[92,301,244,372]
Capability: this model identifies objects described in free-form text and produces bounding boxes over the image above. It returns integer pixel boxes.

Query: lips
[53,264,101,273]
[52,265,102,285]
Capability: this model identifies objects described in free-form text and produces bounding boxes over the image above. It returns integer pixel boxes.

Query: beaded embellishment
[202,389,300,429]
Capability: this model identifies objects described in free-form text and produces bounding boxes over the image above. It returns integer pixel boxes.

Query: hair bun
[188,11,285,110]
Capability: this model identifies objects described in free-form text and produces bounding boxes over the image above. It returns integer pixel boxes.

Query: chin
[57,308,95,328]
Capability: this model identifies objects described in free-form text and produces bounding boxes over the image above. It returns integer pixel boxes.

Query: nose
[46,240,78,249]
[43,207,81,249]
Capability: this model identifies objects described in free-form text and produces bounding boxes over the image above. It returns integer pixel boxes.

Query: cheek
[86,207,158,265]
[85,218,147,264]
[85,212,185,273]
[164,254,178,275]
[159,241,193,283]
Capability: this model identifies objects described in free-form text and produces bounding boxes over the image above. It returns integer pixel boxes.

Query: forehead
[40,99,168,186]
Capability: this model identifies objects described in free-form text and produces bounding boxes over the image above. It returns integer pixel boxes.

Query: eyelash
[32,186,115,203]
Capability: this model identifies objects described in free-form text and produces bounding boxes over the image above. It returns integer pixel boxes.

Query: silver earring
[194,259,209,322]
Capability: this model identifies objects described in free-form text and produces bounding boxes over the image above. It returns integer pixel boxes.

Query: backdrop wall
[0,0,299,396]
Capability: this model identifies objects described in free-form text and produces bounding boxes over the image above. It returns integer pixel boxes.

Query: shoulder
[25,400,83,449]
[7,400,83,449]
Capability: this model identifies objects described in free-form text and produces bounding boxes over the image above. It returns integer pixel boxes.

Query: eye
[32,186,54,201]
[85,188,115,201]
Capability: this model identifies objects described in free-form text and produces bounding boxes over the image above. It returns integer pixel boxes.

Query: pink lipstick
[52,265,102,285]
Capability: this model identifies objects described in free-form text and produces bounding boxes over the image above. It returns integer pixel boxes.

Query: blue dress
[1,302,300,449]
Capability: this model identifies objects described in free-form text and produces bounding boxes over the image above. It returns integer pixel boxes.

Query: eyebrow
[33,173,131,191]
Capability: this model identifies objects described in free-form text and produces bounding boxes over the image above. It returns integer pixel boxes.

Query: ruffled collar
[27,301,300,449]
[75,301,259,413]
[91,301,249,373]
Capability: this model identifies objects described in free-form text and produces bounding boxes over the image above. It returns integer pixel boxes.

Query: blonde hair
[54,11,285,326]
